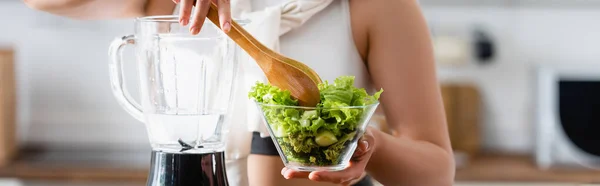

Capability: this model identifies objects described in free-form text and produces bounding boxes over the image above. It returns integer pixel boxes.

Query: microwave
[535,65,600,169]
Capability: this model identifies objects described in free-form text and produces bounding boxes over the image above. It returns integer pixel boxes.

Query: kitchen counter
[456,154,600,183]
[0,149,148,182]
[0,179,144,186]
[3,150,600,185]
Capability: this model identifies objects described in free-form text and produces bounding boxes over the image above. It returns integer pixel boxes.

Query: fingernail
[223,22,231,33]
[173,0,180,3]
[311,174,320,181]
[361,140,369,151]
[284,171,292,179]
[282,169,290,179]
[190,27,199,35]
[180,18,188,26]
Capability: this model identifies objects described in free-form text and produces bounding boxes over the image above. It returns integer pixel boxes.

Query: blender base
[147,151,229,186]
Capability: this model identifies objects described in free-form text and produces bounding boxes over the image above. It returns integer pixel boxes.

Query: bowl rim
[254,100,380,109]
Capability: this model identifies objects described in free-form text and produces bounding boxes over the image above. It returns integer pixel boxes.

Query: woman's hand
[281,127,377,186]
[172,0,231,34]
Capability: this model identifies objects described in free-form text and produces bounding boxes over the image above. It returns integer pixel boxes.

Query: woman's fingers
[189,0,211,34]
[352,139,369,157]
[217,0,232,33]
[178,0,194,26]
[175,0,230,34]
[281,167,310,179]
[312,130,376,184]
[309,167,362,184]
[351,136,373,162]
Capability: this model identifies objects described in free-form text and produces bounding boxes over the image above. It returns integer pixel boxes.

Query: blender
[108,16,242,186]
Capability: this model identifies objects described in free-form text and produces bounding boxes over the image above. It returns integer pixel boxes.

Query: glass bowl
[255,102,379,172]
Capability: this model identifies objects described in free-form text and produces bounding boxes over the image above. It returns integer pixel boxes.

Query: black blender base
[147,151,229,186]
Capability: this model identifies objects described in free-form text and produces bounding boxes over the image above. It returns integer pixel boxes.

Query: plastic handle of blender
[108,35,145,122]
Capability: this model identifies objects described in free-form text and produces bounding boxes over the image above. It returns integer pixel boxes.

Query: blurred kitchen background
[2,0,600,185]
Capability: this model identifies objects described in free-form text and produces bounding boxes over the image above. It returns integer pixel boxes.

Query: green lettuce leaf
[248,81,298,106]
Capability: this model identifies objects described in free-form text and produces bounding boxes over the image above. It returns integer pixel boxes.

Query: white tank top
[175,0,373,185]
[278,2,370,88]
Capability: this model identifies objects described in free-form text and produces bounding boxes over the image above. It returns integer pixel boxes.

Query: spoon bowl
[206,3,322,107]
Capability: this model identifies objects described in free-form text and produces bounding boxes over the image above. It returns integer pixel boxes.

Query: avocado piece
[315,130,338,147]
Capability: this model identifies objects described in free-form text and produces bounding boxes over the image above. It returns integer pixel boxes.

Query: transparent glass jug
[108,16,239,154]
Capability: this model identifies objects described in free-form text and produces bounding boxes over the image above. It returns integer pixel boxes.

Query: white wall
[422,4,600,154]
[2,1,600,154]
[0,2,149,151]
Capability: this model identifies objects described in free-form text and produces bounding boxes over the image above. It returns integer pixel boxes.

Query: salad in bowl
[249,76,382,171]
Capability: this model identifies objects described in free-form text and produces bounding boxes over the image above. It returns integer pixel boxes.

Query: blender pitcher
[108,16,241,186]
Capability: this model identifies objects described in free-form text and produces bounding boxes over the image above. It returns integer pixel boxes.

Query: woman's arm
[357,0,455,185]
[22,0,175,19]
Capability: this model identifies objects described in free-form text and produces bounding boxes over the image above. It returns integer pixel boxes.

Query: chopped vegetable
[249,76,383,166]
[315,130,338,147]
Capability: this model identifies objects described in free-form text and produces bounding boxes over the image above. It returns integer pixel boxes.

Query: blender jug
[108,16,241,186]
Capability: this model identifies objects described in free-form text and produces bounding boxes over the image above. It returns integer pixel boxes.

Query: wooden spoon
[205,3,322,107]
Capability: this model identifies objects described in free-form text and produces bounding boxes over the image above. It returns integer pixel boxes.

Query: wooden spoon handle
[206,3,275,66]
[206,3,323,84]
[206,3,322,106]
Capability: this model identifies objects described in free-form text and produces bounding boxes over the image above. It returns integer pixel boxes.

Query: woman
[23,0,455,185]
